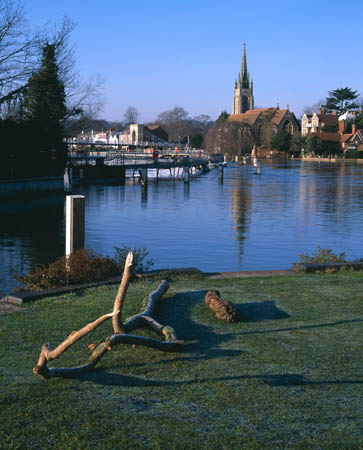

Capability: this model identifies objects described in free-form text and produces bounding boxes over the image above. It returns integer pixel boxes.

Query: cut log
[205,289,237,323]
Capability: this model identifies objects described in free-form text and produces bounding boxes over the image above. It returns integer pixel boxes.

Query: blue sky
[23,0,363,122]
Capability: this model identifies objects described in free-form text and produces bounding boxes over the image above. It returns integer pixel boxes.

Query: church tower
[233,43,254,114]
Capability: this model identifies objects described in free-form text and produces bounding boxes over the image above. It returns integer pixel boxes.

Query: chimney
[331,111,337,115]
[320,107,326,115]
[352,124,356,135]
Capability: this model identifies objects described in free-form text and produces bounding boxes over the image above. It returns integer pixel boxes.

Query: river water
[1,160,363,296]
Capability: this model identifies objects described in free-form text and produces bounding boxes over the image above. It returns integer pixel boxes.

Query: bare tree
[49,17,104,120]
[124,105,140,124]
[157,105,188,124]
[204,121,256,156]
[302,99,325,116]
[0,0,42,105]
[0,4,104,120]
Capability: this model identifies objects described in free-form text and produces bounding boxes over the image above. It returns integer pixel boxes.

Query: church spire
[233,43,254,114]
[241,43,249,88]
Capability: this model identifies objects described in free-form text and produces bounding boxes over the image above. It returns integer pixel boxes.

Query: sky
[23,0,363,123]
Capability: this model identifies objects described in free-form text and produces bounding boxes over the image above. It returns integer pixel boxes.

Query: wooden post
[139,168,148,186]
[183,166,190,183]
[218,164,224,183]
[66,195,85,257]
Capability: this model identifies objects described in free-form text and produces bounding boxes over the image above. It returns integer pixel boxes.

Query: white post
[66,195,85,257]
[64,168,71,192]
[256,160,261,175]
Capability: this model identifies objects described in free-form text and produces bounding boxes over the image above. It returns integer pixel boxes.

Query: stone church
[230,45,300,136]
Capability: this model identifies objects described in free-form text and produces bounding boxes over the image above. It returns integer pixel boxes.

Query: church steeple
[233,43,254,114]
[241,43,249,88]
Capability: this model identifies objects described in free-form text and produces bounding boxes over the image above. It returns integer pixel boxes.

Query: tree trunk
[205,289,237,323]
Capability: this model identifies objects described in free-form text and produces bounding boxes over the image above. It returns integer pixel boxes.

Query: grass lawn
[0,272,362,449]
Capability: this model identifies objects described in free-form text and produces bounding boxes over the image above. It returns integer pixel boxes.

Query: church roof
[252,108,290,126]
[228,111,262,125]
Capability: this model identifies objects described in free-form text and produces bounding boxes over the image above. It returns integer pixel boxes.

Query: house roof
[317,114,339,127]
[311,132,341,143]
[341,134,353,143]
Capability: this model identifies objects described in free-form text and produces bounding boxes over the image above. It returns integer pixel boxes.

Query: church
[229,44,300,137]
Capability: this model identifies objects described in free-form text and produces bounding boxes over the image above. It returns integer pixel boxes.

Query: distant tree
[189,134,203,148]
[64,116,116,137]
[153,106,212,142]
[302,99,325,116]
[289,132,306,156]
[215,110,229,124]
[124,106,139,124]
[355,114,363,130]
[193,114,211,124]
[157,105,188,124]
[271,129,291,152]
[305,135,322,155]
[204,121,256,156]
[324,87,359,114]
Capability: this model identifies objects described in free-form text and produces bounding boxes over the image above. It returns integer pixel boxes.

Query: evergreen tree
[22,43,67,172]
[271,129,291,152]
[215,110,229,124]
[324,87,359,114]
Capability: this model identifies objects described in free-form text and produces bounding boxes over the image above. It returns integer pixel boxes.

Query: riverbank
[1,271,362,449]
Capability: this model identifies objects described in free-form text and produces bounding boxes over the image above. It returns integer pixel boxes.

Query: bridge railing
[69,148,210,166]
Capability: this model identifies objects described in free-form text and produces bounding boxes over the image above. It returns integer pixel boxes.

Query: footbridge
[67,147,214,184]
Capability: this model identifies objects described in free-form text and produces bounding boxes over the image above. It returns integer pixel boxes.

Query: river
[1,160,363,296]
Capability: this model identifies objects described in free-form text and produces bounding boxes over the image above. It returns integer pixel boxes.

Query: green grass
[0,273,362,449]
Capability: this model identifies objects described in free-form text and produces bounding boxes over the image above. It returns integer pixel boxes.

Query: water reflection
[1,161,363,296]
[0,193,65,294]
[141,186,148,206]
[231,177,252,263]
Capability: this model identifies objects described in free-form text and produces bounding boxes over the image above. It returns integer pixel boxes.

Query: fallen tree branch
[112,252,134,334]
[34,310,118,371]
[34,333,183,379]
[33,256,183,379]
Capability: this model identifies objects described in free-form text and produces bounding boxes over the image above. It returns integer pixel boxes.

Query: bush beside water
[14,245,153,292]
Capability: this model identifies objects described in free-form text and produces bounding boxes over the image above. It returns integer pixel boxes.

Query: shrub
[14,246,154,292]
[297,246,346,264]
[344,150,363,159]
[113,245,153,274]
